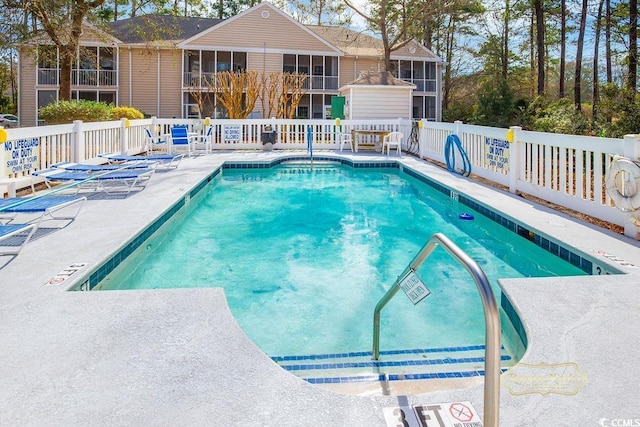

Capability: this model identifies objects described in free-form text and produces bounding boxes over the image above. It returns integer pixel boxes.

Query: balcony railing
[303,76,339,91]
[72,69,117,86]
[402,78,437,92]
[38,68,59,85]
[38,68,117,86]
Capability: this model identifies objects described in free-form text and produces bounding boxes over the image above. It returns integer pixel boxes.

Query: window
[99,92,116,104]
[100,48,115,70]
[37,46,58,85]
[38,45,57,69]
[37,90,57,109]
[283,54,296,73]
[217,51,231,71]
[233,51,247,72]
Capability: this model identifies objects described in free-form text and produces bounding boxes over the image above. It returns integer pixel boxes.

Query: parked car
[0,114,19,128]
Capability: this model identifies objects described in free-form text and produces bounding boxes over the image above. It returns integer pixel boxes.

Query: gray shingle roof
[108,15,223,43]
[347,71,415,86]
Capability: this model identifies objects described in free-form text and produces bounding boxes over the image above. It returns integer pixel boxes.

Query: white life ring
[605,156,640,212]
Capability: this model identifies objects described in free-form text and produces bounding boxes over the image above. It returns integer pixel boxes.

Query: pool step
[271,345,512,385]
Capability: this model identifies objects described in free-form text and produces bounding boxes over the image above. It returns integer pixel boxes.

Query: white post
[72,120,84,162]
[418,119,426,159]
[623,134,640,239]
[454,120,462,136]
[508,126,522,194]
[120,118,129,155]
[0,126,8,180]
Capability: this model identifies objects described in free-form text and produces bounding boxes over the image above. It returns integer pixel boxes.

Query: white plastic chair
[382,131,403,156]
[193,125,213,154]
[339,132,353,152]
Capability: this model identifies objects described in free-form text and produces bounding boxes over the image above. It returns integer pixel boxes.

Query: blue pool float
[459,213,474,220]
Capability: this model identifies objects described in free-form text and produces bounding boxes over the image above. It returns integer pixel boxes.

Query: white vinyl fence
[419,120,640,238]
[1,117,638,238]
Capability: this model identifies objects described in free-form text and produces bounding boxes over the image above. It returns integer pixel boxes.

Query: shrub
[525,97,590,135]
[111,106,144,120]
[38,100,112,124]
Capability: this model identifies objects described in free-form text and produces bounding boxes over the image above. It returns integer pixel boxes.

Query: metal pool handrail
[372,232,501,427]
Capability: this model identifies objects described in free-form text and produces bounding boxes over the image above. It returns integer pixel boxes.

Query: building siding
[130,48,160,117]
[19,50,38,127]
[118,48,131,107]
[345,87,412,119]
[185,4,335,54]
[159,49,182,118]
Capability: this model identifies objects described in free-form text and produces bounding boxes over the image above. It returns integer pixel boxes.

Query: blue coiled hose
[444,134,471,177]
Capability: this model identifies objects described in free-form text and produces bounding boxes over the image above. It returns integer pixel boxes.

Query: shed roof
[346,71,415,87]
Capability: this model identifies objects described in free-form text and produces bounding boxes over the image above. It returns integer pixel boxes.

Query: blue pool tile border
[501,294,528,348]
[304,368,509,384]
[278,355,512,372]
[271,344,497,362]
[79,155,597,294]
[82,168,221,290]
[401,165,595,275]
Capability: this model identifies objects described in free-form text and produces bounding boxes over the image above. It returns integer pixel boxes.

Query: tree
[287,0,351,25]
[533,0,545,95]
[24,0,107,101]
[593,0,605,118]
[629,0,637,94]
[574,0,588,110]
[213,0,260,19]
[559,0,567,98]
[259,71,308,119]
[344,0,427,71]
[214,70,261,119]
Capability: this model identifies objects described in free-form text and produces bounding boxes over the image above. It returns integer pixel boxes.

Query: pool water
[99,164,585,357]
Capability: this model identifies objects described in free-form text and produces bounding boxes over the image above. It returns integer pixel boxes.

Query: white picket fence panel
[1,117,639,237]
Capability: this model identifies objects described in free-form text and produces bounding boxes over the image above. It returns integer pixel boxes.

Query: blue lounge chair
[0,223,37,256]
[0,195,86,227]
[98,153,183,170]
[31,168,155,195]
[51,160,159,171]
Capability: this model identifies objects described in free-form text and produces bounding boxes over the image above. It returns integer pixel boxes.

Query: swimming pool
[96,162,586,376]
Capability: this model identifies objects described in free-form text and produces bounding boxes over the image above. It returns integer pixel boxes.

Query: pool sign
[3,138,40,175]
[223,125,241,142]
[485,137,509,172]
[398,270,431,305]
[383,401,483,427]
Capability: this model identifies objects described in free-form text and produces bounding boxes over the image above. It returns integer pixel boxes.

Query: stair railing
[372,232,501,427]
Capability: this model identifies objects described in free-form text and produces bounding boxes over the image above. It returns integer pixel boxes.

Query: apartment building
[18,1,444,127]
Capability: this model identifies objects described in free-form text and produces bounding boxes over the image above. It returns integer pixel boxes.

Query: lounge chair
[0,223,37,256]
[31,168,155,195]
[0,195,86,227]
[98,153,183,170]
[52,161,159,171]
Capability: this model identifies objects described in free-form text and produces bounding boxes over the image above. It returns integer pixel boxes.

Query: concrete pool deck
[1,151,639,426]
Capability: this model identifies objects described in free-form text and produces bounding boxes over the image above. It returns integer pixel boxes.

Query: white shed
[339,71,416,120]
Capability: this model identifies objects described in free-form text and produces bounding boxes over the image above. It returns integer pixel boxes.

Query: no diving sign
[383,401,482,427]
